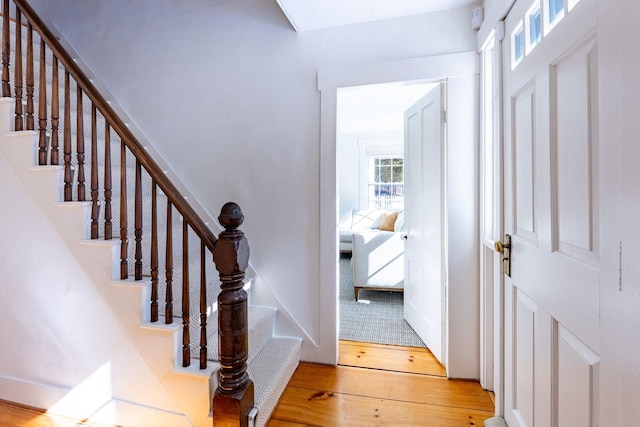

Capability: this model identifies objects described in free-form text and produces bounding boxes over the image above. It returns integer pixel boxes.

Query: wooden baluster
[1,0,9,97]
[14,9,23,131]
[182,221,190,367]
[199,241,208,369]
[150,182,159,322]
[120,141,128,279]
[38,39,47,165]
[50,55,59,164]
[165,201,174,323]
[25,23,33,131]
[104,123,113,239]
[212,203,254,427]
[76,86,86,200]
[90,104,99,239]
[134,159,142,280]
[63,70,72,201]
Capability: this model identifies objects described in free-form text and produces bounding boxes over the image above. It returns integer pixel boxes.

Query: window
[367,156,403,209]
[526,2,542,54]
[546,0,565,32]
[512,22,525,69]
[510,0,580,69]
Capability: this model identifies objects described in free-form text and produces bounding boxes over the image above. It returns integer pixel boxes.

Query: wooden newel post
[212,202,254,427]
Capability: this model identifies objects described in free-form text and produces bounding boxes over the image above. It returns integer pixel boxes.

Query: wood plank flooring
[268,340,494,426]
[0,399,102,426]
[0,340,494,426]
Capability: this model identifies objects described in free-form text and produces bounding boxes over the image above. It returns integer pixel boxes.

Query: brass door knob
[495,239,510,254]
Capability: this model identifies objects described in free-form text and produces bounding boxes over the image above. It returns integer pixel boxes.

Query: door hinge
[443,110,447,123]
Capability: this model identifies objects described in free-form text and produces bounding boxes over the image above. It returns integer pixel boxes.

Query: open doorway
[336,81,436,350]
[318,52,479,378]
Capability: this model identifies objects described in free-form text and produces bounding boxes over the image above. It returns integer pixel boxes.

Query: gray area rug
[339,254,426,348]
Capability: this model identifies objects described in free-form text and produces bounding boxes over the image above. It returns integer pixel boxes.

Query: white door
[502,0,599,425]
[403,84,446,364]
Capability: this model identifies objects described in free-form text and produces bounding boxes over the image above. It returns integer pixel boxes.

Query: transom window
[367,156,404,209]
[511,22,525,69]
[526,1,542,54]
[511,0,581,69]
[547,0,565,29]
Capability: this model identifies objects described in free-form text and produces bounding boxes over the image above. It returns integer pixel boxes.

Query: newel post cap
[214,202,249,275]
[218,202,244,230]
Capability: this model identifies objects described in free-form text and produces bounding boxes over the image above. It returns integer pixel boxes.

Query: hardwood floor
[0,399,102,426]
[0,341,494,426]
[268,340,494,426]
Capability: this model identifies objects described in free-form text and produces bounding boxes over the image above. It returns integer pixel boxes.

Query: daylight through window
[368,156,404,209]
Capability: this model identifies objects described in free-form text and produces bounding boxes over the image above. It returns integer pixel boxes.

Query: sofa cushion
[351,209,385,230]
[379,211,399,231]
[339,229,352,243]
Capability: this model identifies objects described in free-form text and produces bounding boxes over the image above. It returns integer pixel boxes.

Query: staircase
[0,1,300,426]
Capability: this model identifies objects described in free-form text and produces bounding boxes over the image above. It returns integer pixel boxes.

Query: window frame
[367,155,404,210]
[511,20,525,70]
[357,138,404,210]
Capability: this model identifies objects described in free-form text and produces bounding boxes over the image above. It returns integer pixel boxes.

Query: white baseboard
[0,375,191,427]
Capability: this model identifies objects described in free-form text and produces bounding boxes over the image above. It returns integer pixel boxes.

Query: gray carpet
[339,254,426,347]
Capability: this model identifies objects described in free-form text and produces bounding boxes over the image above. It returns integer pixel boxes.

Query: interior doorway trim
[317,52,479,370]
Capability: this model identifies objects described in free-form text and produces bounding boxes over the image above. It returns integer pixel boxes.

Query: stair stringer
[0,99,214,426]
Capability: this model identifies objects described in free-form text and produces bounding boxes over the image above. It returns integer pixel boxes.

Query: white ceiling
[276,0,479,32]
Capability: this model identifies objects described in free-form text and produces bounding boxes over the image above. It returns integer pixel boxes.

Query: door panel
[404,84,445,364]
[553,39,599,263]
[502,0,599,425]
[557,325,599,427]
[514,290,536,427]
[513,85,537,242]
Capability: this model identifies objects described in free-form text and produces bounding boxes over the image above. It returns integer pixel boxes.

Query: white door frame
[317,52,480,378]
[479,26,505,413]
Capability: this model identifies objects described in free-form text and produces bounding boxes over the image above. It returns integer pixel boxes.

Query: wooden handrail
[10,0,217,252]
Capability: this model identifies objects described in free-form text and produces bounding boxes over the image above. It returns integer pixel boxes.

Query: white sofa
[339,209,387,252]
[339,209,405,301]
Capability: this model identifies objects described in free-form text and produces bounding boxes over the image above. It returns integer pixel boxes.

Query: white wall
[24,0,477,363]
[337,132,403,211]
[337,133,360,211]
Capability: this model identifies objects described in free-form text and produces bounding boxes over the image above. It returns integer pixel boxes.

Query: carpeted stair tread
[168,305,274,365]
[193,305,275,363]
[248,336,301,427]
